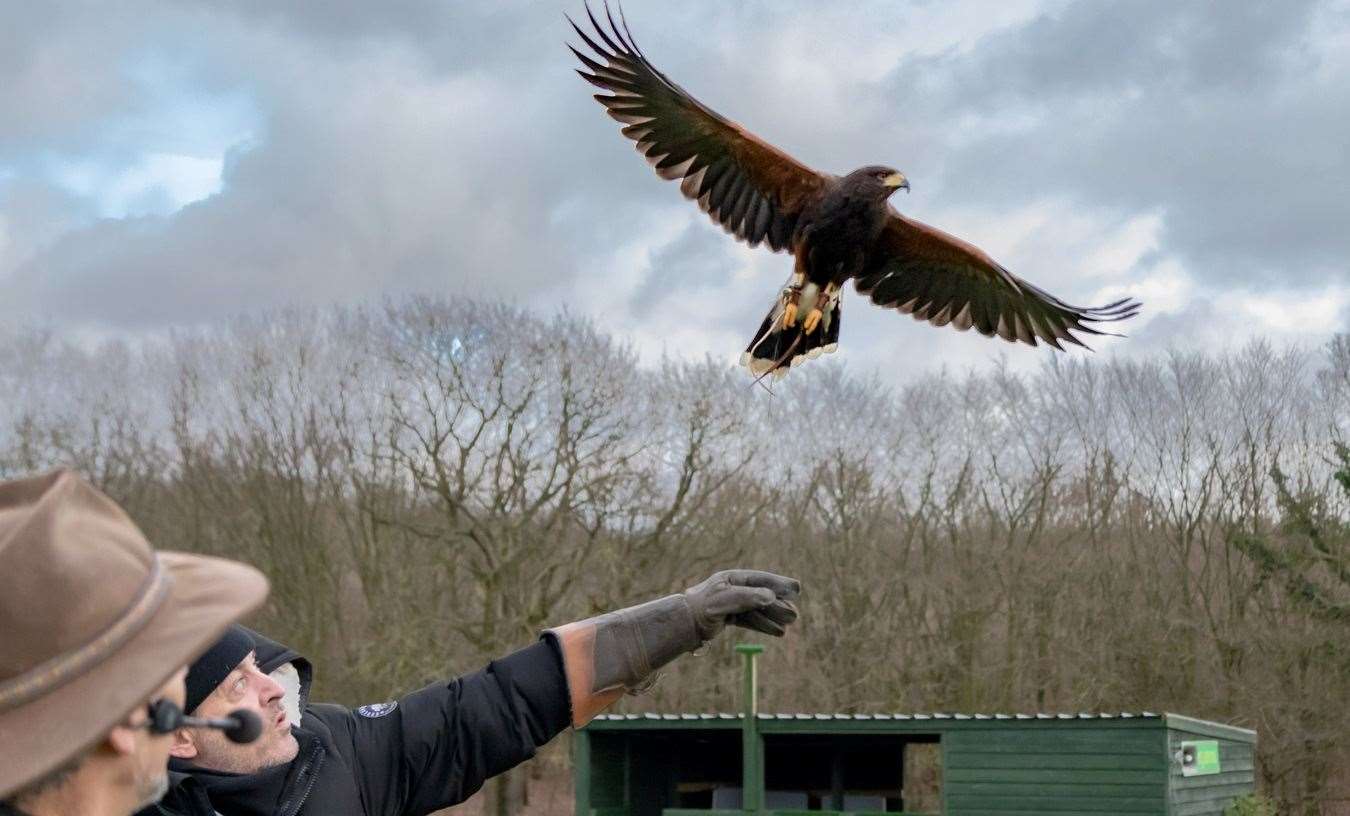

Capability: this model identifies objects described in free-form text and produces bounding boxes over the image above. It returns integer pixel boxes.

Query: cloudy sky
[2,0,1348,380]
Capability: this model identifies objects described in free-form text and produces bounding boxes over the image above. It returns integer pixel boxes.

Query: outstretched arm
[346,569,801,815]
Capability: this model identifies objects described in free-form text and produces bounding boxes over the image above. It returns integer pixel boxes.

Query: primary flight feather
[568,3,1140,377]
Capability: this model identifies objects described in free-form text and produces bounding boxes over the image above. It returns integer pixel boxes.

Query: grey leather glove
[684,569,801,640]
[545,569,801,727]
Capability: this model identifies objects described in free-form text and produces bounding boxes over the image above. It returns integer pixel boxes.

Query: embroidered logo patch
[357,702,398,718]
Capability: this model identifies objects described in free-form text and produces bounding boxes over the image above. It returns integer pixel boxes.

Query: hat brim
[0,551,269,799]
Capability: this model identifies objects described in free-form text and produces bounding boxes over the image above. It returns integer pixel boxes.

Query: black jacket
[145,631,571,816]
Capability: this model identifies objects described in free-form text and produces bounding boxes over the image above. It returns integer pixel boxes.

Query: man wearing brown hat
[0,470,270,816]
[151,570,801,816]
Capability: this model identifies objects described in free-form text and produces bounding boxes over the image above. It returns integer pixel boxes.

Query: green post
[736,643,765,814]
[572,729,590,816]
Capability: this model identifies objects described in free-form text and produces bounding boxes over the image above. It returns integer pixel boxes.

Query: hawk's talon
[803,308,824,335]
[781,286,802,330]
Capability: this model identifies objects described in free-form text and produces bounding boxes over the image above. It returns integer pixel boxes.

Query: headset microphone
[145,699,263,744]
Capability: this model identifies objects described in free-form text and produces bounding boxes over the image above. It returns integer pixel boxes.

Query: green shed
[573,648,1257,816]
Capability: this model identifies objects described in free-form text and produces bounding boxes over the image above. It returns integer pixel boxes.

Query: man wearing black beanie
[167,626,301,777]
[147,569,801,816]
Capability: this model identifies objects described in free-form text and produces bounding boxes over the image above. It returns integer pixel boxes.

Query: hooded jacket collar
[246,629,311,720]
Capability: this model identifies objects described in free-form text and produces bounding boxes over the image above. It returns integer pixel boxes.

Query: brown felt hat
[0,469,269,799]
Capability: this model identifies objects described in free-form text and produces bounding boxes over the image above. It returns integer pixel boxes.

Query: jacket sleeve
[344,638,572,816]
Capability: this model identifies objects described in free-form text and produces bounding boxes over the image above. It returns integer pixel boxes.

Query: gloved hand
[545,569,801,727]
[684,569,800,641]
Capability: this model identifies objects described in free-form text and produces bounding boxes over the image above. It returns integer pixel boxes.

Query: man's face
[183,651,300,773]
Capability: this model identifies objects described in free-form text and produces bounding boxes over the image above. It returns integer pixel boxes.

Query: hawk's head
[847,165,909,199]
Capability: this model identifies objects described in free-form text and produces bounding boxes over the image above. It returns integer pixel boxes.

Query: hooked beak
[883,172,910,192]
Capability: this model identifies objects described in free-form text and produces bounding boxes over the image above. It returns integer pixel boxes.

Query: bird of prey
[567,4,1140,379]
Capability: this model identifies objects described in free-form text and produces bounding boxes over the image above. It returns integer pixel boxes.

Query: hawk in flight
[568,4,1140,378]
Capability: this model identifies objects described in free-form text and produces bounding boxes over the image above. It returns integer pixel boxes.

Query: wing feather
[569,2,827,252]
[855,211,1141,349]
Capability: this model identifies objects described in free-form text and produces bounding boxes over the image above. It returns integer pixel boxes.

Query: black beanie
[185,624,256,714]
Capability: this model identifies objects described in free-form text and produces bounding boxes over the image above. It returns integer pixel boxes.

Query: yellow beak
[883,172,910,191]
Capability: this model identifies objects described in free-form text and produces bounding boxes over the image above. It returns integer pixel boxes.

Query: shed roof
[594,711,1161,721]
[584,710,1256,743]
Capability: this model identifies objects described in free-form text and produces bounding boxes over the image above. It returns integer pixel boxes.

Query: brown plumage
[568,3,1140,377]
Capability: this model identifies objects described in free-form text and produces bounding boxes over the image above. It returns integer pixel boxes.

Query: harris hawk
[568,4,1140,378]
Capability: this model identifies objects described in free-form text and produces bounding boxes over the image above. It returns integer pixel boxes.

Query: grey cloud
[0,3,144,153]
[957,1,1319,101]
[875,0,1347,288]
[0,179,97,290]
[628,221,740,318]
[5,76,587,325]
[1117,296,1220,351]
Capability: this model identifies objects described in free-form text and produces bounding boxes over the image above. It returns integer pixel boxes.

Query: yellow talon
[803,308,823,335]
[782,302,798,329]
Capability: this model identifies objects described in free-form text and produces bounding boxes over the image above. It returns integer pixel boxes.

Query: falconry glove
[546,569,800,727]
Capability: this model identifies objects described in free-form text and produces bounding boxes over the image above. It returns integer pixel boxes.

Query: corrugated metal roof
[594,711,1161,721]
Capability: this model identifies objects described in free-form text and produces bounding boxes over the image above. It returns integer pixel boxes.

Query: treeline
[2,297,1347,814]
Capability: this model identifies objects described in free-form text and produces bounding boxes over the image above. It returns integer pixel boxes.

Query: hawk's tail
[739,285,841,379]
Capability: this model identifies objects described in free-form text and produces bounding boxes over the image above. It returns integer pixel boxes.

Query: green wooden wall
[1165,717,1257,816]
[578,731,630,815]
[943,724,1168,815]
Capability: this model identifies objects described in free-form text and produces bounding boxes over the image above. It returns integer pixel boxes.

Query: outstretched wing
[568,3,827,252]
[855,212,1141,349]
